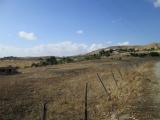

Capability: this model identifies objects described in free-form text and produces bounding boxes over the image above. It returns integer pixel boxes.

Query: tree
[150,52,159,57]
[99,50,110,56]
[99,50,105,56]
[46,56,58,65]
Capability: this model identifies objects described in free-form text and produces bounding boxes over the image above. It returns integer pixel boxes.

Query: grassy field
[0,57,157,120]
[0,59,39,68]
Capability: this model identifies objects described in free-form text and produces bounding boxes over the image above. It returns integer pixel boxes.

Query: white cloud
[88,43,104,52]
[153,0,160,8]
[76,30,84,35]
[118,41,130,46]
[18,31,37,40]
[0,41,112,57]
[87,42,112,52]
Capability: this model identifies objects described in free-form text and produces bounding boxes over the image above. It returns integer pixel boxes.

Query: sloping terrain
[0,57,158,120]
[87,43,160,56]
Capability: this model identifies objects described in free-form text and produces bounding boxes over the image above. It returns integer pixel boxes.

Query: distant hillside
[0,43,160,62]
[87,43,160,56]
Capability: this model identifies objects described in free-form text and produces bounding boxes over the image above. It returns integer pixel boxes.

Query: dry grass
[0,59,39,68]
[0,57,156,120]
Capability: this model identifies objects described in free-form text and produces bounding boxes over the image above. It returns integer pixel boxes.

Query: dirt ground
[118,58,160,120]
[126,60,160,120]
[0,57,159,120]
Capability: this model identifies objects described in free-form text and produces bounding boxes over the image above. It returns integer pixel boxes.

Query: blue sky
[0,0,160,57]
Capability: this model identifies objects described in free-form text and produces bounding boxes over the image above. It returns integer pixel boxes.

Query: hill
[87,43,160,55]
[0,43,159,68]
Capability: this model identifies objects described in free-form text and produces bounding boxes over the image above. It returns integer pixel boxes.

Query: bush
[130,53,147,57]
[31,56,58,67]
[149,52,159,57]
[31,63,39,67]
[99,50,110,56]
[84,54,101,60]
[45,56,58,65]
[64,57,74,63]
[58,57,74,64]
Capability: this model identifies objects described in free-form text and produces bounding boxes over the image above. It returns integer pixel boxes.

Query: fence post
[97,73,111,101]
[41,102,47,120]
[111,71,118,88]
[84,83,88,120]
[117,68,124,81]
[97,73,109,95]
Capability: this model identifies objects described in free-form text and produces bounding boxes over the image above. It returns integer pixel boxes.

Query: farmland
[0,57,159,120]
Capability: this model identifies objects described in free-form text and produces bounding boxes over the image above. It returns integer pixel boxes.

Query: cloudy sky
[0,0,160,57]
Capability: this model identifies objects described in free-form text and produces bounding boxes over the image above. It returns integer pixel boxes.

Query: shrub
[31,56,58,67]
[130,53,147,57]
[99,50,110,56]
[64,57,74,63]
[149,52,159,57]
[84,54,101,60]
[31,63,39,67]
[45,56,58,65]
[58,57,74,64]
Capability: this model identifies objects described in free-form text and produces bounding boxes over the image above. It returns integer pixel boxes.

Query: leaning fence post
[117,68,124,81]
[111,70,118,88]
[97,73,109,95]
[41,102,47,120]
[96,73,111,100]
[84,83,88,120]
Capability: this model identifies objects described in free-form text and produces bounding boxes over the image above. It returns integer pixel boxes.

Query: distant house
[0,66,19,75]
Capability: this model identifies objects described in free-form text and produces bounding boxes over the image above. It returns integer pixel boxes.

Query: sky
[0,0,160,57]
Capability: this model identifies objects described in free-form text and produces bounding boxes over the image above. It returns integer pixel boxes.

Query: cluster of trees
[58,57,74,64]
[31,56,75,67]
[30,49,160,68]
[1,50,111,66]
[130,52,160,57]
[31,56,58,67]
[31,53,106,67]
[149,52,160,57]
[0,56,19,60]
[130,53,148,57]
[99,49,112,57]
[84,54,101,60]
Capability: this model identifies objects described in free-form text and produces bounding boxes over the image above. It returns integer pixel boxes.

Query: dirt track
[118,60,160,120]
[152,61,160,119]
[133,61,160,120]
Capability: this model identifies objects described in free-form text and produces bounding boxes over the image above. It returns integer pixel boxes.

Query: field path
[151,61,160,119]
[119,60,160,120]
[134,61,160,120]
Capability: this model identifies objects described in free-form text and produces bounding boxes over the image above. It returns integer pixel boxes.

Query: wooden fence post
[97,73,109,95]
[117,68,124,81]
[111,71,118,88]
[84,83,88,120]
[41,102,47,120]
[96,73,111,100]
